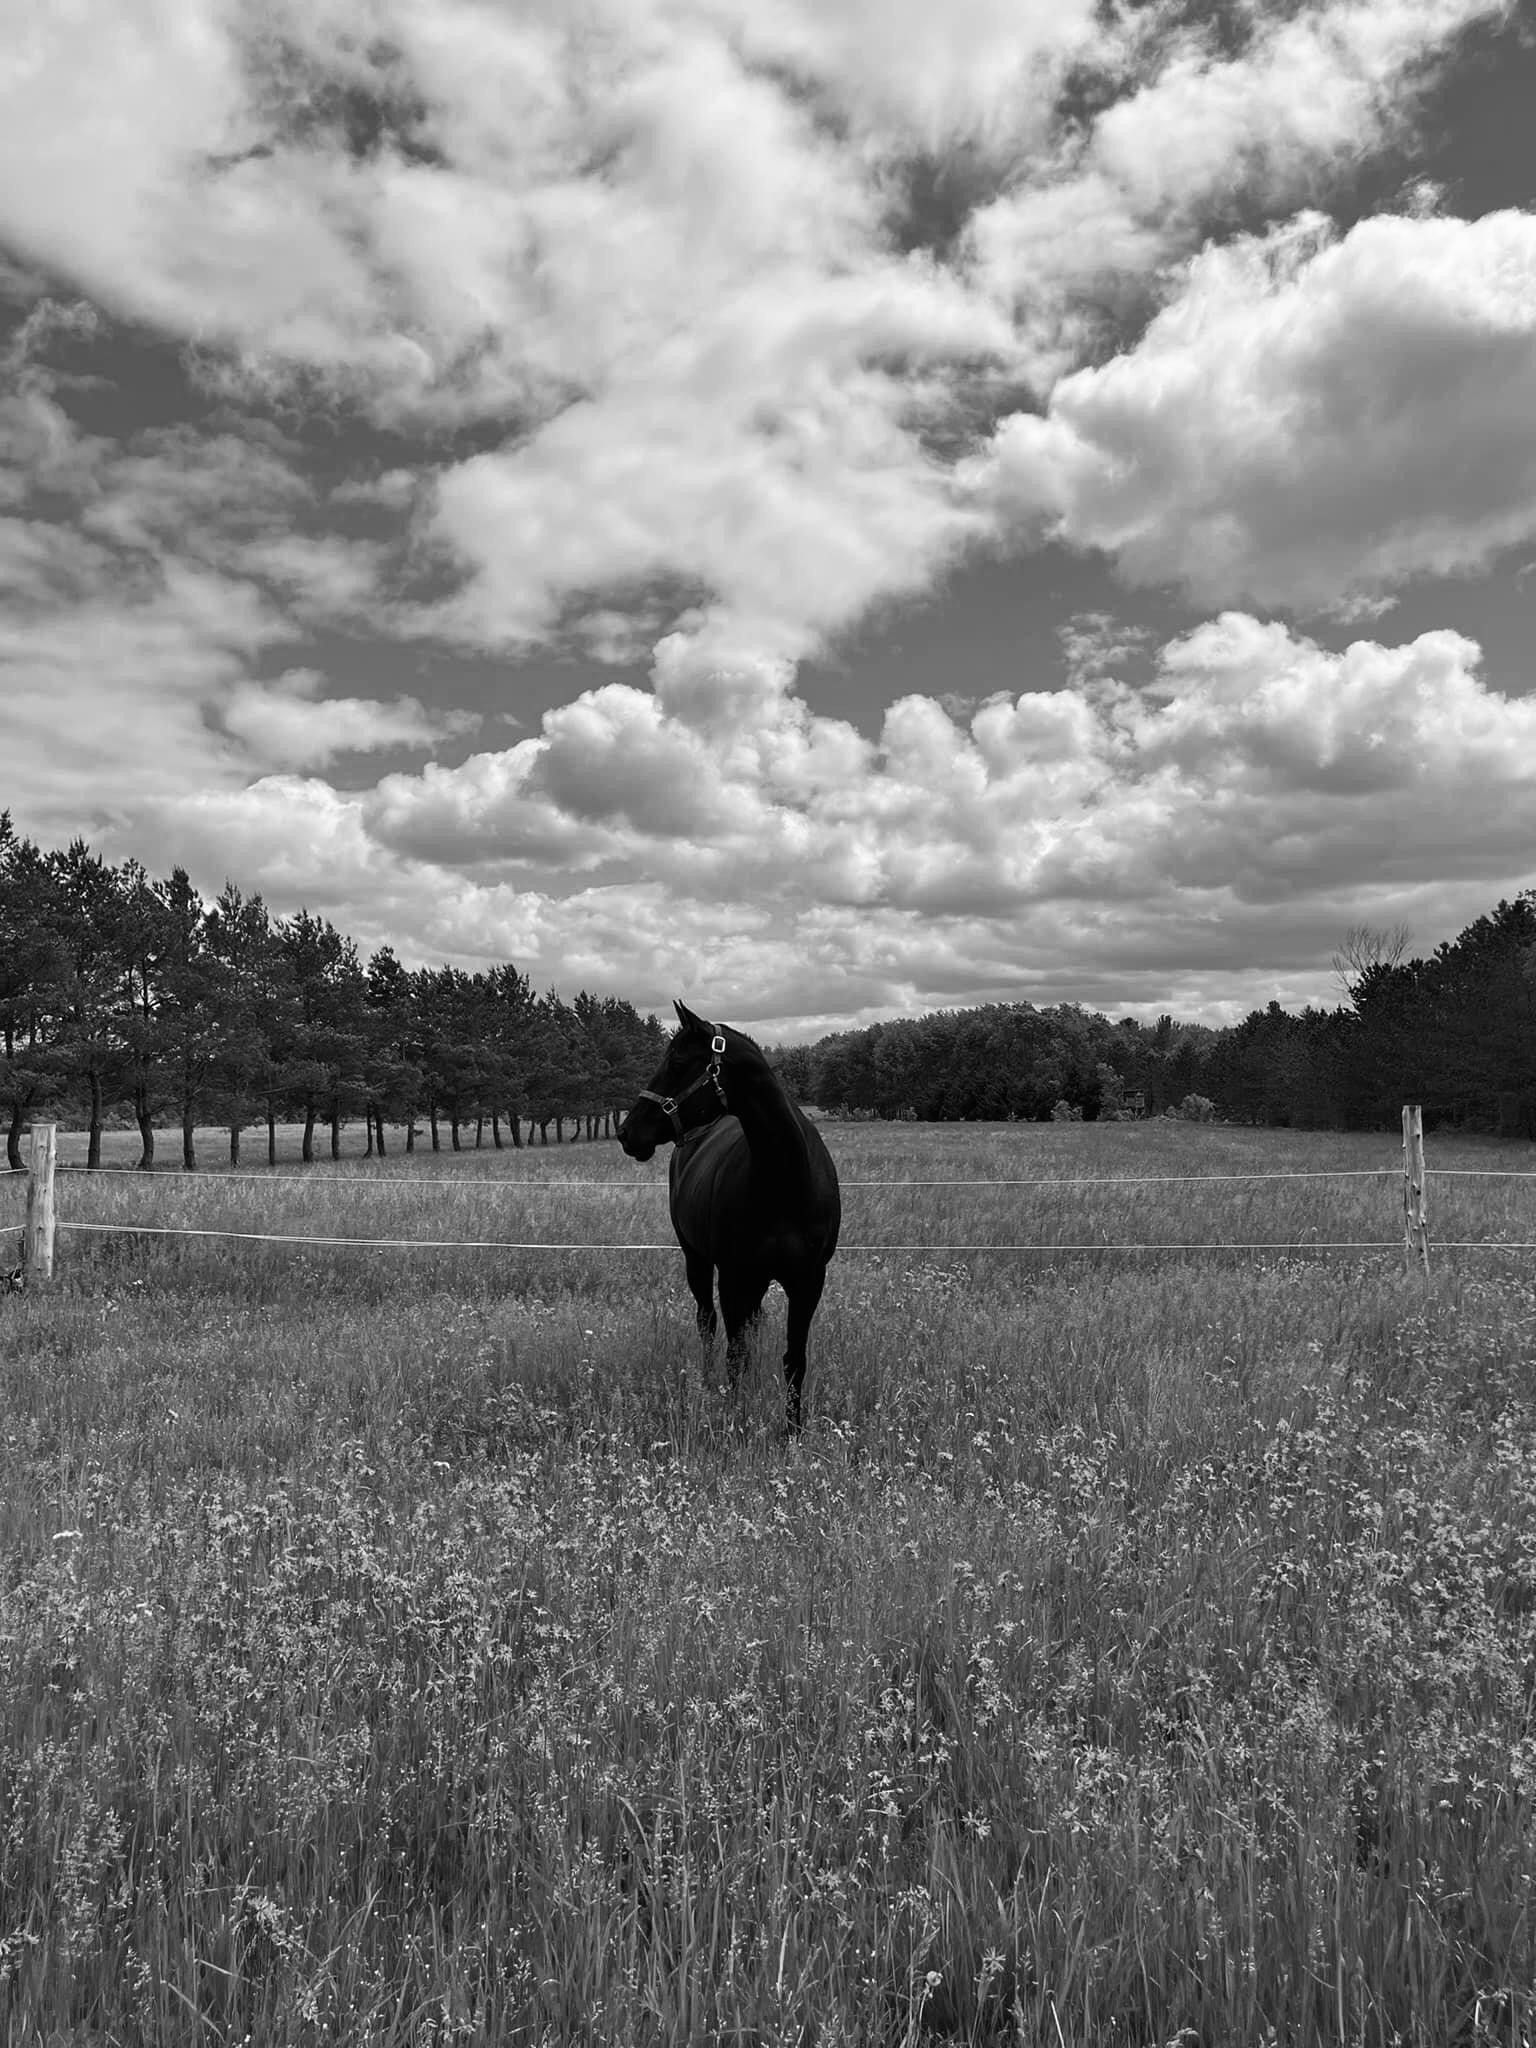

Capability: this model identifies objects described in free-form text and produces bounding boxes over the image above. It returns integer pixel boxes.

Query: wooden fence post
[23,1121,58,1284]
[1401,1104,1429,1284]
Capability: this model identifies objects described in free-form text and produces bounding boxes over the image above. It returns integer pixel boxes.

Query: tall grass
[2,1121,1535,2043]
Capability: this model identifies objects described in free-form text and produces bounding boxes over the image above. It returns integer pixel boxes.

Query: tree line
[772,894,1536,1136]
[0,816,666,1170]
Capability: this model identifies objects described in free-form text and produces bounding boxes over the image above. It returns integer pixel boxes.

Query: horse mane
[689,1021,799,1114]
[673,1006,774,1073]
[688,1019,767,1062]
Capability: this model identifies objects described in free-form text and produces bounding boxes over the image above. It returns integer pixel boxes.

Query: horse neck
[725,1060,810,1184]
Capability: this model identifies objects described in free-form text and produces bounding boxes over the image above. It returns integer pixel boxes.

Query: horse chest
[671,1147,806,1257]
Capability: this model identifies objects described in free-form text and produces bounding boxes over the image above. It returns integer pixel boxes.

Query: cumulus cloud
[312,612,1536,1025]
[971,207,1536,612]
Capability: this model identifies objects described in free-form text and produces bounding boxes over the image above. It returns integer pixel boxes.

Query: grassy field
[3,1118,1536,2044]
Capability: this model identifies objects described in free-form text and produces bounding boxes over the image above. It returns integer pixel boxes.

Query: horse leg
[684,1249,717,1347]
[719,1268,771,1393]
[781,1263,827,1434]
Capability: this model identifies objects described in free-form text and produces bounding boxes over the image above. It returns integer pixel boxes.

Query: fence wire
[53,1165,1405,1189]
[58,1219,1410,1255]
[57,1167,670,1189]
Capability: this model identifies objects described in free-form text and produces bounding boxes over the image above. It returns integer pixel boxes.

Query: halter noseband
[637,1033,728,1141]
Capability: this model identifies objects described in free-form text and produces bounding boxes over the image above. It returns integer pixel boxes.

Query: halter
[636,1033,728,1141]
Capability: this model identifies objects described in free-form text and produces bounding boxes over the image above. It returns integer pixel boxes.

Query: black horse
[620,1001,841,1430]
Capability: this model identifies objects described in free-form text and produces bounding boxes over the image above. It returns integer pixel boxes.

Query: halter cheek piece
[637,1034,728,1140]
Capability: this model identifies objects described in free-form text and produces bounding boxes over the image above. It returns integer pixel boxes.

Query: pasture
[3,1118,1536,2045]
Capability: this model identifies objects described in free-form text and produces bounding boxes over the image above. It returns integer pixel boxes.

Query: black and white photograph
[4,0,1536,2039]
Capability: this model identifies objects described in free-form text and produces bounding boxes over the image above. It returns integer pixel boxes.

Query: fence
[7,1106,1534,1288]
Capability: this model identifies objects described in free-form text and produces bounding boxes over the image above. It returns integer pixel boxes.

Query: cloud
[17,0,1501,681]
[3,0,1513,702]
[963,0,1511,361]
[1112,613,1536,898]
[0,480,451,848]
[1058,612,1154,689]
[78,427,308,547]
[698,0,1111,157]
[970,207,1536,611]
[221,668,478,770]
[0,527,286,824]
[317,612,1536,1027]
[412,265,1011,678]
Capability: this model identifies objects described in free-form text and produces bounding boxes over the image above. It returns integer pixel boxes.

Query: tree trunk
[267,1102,277,1166]
[230,1124,241,1166]
[429,1105,440,1152]
[406,1118,416,1153]
[475,1112,484,1148]
[492,1109,502,1149]
[374,1109,387,1157]
[538,1119,550,1145]
[509,1110,522,1149]
[6,1103,22,1173]
[555,1115,565,1143]
[450,1117,461,1152]
[364,1111,375,1158]
[87,1070,103,1170]
[182,1102,197,1171]
[302,1101,317,1163]
[135,1089,155,1171]
[330,1108,341,1161]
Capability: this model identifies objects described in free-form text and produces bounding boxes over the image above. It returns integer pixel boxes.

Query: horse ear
[674,999,708,1034]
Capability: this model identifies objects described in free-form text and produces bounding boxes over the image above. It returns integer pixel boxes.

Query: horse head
[619,1000,731,1160]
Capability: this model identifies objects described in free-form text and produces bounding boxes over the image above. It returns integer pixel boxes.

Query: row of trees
[773,895,1536,1134]
[0,817,666,1170]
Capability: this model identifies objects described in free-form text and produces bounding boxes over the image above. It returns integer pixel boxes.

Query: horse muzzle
[619,1115,657,1162]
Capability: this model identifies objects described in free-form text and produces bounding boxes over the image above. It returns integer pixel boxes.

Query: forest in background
[780,897,1536,1135]
[5,813,1535,1162]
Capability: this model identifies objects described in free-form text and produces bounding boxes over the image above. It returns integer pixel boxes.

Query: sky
[4,0,1536,1040]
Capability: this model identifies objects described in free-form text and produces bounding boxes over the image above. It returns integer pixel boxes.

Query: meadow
[2,1117,1536,2045]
